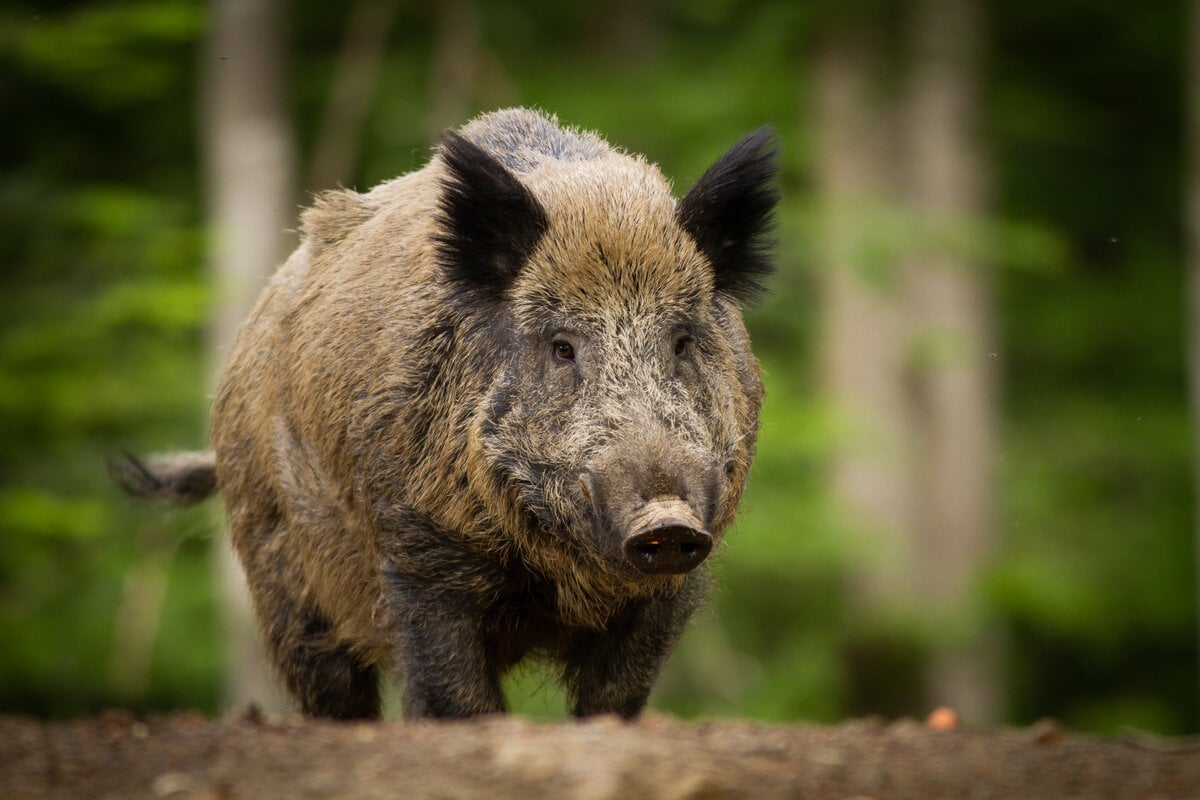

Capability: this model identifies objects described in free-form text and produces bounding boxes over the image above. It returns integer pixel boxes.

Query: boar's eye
[674,336,693,357]
[552,340,576,363]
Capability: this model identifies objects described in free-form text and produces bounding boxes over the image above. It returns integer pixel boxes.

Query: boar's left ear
[676,127,781,304]
[435,130,550,298]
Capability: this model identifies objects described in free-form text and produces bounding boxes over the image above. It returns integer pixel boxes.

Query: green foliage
[2,2,202,107]
[0,0,1193,735]
[0,0,209,717]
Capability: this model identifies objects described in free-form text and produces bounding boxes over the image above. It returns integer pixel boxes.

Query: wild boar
[114,108,779,720]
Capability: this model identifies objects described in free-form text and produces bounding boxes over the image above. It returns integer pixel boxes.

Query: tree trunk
[589,0,659,64]
[902,0,1000,724]
[428,0,480,142]
[108,525,178,699]
[815,25,916,618]
[308,0,399,192]
[815,7,1001,721]
[202,0,295,714]
[814,25,927,717]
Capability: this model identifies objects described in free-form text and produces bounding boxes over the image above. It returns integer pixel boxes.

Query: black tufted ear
[676,127,781,304]
[434,131,549,298]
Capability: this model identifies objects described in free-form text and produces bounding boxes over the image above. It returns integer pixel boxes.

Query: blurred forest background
[2,0,1197,735]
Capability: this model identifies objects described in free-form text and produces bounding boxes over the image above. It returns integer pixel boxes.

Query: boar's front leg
[393,609,505,718]
[564,575,708,719]
[378,507,508,719]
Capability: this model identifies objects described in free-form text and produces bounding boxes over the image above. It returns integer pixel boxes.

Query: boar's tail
[109,450,218,506]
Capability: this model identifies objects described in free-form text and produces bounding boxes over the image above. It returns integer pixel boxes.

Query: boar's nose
[623,498,713,575]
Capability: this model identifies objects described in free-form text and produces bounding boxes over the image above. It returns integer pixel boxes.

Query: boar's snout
[623,499,713,575]
[580,460,716,575]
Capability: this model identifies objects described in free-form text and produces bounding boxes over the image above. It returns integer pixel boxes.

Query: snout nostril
[633,541,661,564]
[623,522,713,575]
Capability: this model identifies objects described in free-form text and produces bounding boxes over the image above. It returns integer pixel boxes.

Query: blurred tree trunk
[903,0,1000,724]
[308,0,400,192]
[815,24,915,614]
[815,5,1000,721]
[590,0,659,64]
[203,0,295,714]
[1187,0,1200,720]
[428,0,480,142]
[427,0,521,142]
[814,24,920,712]
[108,525,178,699]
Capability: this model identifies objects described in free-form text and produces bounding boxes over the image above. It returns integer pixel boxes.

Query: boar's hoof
[624,520,713,575]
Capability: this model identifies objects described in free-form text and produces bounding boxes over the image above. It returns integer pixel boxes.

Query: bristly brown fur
[134,108,779,721]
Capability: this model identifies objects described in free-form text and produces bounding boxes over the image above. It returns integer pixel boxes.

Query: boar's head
[436,127,779,583]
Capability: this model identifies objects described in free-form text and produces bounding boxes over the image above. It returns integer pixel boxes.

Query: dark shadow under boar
[114,108,779,720]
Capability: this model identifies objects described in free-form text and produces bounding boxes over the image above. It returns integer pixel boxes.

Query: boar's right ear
[676,127,780,304]
[435,131,549,298]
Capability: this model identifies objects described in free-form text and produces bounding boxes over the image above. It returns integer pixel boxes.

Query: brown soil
[2,710,1198,799]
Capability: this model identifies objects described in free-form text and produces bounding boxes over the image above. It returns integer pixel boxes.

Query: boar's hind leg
[266,594,380,720]
[564,577,708,719]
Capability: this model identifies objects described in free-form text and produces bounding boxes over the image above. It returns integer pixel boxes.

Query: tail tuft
[109,450,218,506]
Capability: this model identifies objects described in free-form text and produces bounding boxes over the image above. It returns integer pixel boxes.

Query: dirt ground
[2,710,1199,800]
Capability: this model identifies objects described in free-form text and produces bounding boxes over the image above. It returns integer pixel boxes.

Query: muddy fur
[123,109,779,720]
